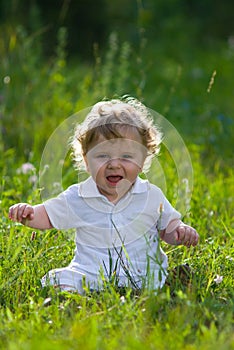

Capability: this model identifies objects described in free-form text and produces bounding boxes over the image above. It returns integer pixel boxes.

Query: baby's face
[84,132,147,203]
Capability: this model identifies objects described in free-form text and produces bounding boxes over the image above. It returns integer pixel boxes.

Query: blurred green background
[0,0,233,170]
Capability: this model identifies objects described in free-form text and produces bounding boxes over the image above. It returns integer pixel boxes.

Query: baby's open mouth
[106,175,123,184]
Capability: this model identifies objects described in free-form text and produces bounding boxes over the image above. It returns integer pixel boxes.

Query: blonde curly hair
[71,97,162,172]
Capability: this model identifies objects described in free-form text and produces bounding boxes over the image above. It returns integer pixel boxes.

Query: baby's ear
[83,155,90,172]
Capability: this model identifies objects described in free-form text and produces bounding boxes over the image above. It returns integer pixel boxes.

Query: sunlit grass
[0,26,233,349]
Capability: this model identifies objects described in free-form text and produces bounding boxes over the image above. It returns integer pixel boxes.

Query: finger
[177,226,186,242]
[189,229,198,246]
[8,207,13,219]
[16,204,28,222]
[21,205,34,220]
[8,207,14,220]
[184,227,192,245]
[186,229,199,247]
[9,205,20,222]
[191,231,199,246]
[174,229,179,242]
[177,226,191,246]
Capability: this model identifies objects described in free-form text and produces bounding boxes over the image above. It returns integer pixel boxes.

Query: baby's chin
[115,178,133,198]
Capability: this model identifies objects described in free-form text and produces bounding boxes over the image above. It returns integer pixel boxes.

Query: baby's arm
[8,203,53,230]
[160,219,199,247]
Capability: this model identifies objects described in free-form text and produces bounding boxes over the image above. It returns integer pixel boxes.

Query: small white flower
[120,296,126,304]
[214,275,223,284]
[29,175,38,184]
[225,255,233,261]
[17,162,35,174]
[53,182,61,188]
[3,76,11,84]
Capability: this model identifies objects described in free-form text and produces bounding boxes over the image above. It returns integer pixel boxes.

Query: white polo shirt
[44,176,181,290]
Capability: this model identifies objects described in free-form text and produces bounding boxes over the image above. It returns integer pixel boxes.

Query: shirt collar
[78,176,149,198]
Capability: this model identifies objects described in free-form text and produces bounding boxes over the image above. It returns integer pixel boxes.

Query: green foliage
[0,17,233,350]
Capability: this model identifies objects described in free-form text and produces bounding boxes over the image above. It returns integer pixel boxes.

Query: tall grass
[0,25,233,349]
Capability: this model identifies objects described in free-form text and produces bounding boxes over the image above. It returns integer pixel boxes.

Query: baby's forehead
[85,123,147,155]
[89,136,147,155]
[94,135,141,147]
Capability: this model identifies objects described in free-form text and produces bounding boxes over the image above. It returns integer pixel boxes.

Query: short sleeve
[157,196,181,231]
[43,185,78,229]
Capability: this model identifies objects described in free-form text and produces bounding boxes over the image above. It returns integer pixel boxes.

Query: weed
[0,22,233,350]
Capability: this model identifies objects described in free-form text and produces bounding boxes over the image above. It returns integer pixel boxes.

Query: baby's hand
[175,224,199,247]
[9,203,34,224]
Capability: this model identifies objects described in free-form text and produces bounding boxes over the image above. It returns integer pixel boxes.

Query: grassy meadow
[0,26,234,349]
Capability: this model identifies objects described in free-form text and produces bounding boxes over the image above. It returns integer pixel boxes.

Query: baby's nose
[107,157,121,168]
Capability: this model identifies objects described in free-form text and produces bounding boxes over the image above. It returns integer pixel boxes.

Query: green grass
[0,26,233,349]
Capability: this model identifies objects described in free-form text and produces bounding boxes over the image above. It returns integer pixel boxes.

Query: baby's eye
[121,154,133,159]
[96,154,109,159]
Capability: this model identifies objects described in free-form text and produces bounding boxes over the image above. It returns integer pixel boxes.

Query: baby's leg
[41,267,86,294]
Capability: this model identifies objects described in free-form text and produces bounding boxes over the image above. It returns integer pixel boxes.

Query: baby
[9,98,199,293]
